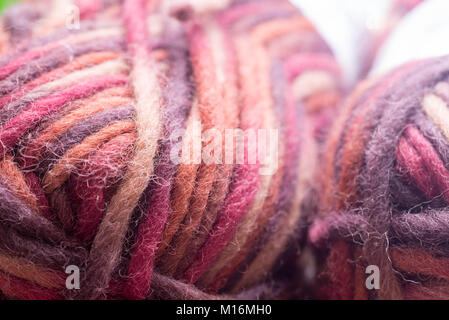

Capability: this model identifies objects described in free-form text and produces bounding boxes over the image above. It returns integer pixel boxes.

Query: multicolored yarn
[0,0,342,299]
[309,55,449,300]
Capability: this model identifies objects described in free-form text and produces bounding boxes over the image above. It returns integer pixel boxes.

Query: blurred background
[292,0,449,87]
[1,0,449,87]
[0,0,17,13]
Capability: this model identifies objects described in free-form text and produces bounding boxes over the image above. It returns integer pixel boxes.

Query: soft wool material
[310,55,449,300]
[0,0,341,299]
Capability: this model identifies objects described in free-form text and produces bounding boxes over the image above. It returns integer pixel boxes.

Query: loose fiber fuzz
[0,0,342,299]
[310,55,449,300]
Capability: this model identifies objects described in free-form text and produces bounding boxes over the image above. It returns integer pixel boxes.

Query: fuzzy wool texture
[0,0,342,300]
[310,55,449,300]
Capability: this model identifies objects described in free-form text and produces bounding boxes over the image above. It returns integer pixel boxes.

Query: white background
[290,0,449,86]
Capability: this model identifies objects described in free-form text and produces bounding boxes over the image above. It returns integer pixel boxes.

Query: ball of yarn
[0,0,341,299]
[310,55,449,300]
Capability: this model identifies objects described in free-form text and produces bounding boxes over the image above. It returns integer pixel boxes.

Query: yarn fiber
[0,0,341,299]
[310,56,449,300]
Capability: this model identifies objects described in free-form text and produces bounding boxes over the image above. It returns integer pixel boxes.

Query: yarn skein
[0,0,342,300]
[310,55,449,300]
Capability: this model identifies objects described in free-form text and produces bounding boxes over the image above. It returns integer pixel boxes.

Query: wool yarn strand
[0,0,342,300]
[310,56,449,300]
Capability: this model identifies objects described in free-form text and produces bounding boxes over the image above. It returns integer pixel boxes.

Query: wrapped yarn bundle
[0,0,342,299]
[310,55,449,300]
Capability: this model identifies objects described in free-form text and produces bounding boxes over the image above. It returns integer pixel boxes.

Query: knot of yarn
[313,56,449,300]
